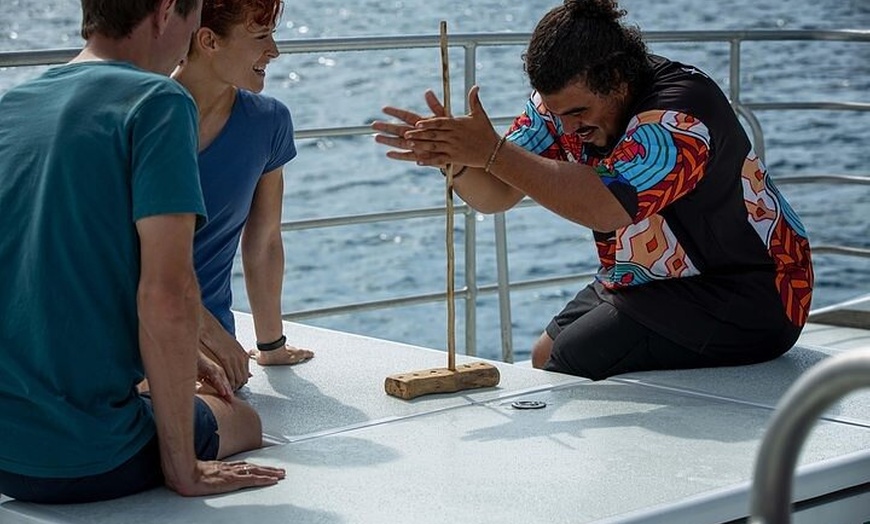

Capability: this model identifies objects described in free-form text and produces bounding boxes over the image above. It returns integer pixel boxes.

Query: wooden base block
[384,362,501,400]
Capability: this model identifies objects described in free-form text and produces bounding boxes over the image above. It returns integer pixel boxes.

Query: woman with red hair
[174,0,314,394]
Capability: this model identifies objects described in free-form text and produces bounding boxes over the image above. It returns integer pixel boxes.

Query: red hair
[201,0,283,36]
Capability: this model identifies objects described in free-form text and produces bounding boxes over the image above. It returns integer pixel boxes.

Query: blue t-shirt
[194,89,296,334]
[0,62,205,477]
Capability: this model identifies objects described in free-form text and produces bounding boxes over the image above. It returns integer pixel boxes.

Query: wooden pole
[440,20,456,372]
[383,22,501,400]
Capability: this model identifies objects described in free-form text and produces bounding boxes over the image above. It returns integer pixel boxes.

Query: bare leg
[197,393,263,459]
[531,331,554,369]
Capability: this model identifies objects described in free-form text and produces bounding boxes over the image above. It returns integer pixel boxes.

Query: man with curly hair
[374,0,814,380]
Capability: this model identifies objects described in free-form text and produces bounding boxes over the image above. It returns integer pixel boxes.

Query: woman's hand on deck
[196,352,233,401]
[199,319,251,391]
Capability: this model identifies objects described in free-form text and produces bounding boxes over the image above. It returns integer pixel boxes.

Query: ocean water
[1,0,868,361]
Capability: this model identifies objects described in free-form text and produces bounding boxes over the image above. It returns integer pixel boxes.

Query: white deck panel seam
[267,382,575,443]
[609,376,870,430]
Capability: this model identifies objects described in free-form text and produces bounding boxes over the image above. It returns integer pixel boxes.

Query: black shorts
[544,283,725,380]
[0,396,220,504]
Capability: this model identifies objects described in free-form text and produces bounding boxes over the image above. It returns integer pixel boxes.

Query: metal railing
[749,349,870,524]
[2,29,868,362]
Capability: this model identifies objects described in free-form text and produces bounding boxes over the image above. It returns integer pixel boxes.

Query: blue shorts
[0,396,219,504]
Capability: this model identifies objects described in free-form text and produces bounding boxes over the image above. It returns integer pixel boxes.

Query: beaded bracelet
[256,334,286,352]
[484,136,507,174]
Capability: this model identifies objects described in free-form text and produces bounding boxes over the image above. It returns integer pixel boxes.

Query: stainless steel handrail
[1,30,867,361]
[748,349,870,524]
[3,29,869,68]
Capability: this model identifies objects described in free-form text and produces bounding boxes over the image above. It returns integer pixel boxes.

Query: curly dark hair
[524,0,652,97]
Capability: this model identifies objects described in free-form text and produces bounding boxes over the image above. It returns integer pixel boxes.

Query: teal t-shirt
[0,61,206,477]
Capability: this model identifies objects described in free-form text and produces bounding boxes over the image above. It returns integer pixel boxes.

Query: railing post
[463,42,479,357]
[729,37,767,163]
[464,206,478,356]
[494,212,515,363]
[729,37,741,108]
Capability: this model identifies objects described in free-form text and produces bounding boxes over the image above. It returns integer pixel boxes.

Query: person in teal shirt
[0,0,284,504]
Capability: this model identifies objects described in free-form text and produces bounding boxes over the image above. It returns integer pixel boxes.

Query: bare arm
[241,168,285,343]
[478,140,631,231]
[450,165,524,214]
[403,86,631,232]
[242,168,314,366]
[137,213,283,495]
[136,213,204,493]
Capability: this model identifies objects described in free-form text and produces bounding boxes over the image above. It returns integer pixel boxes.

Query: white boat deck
[1,310,869,524]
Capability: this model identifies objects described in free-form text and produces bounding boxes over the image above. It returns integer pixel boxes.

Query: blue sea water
[1,0,868,361]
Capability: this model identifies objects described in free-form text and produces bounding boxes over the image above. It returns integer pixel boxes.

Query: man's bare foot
[249,345,314,366]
